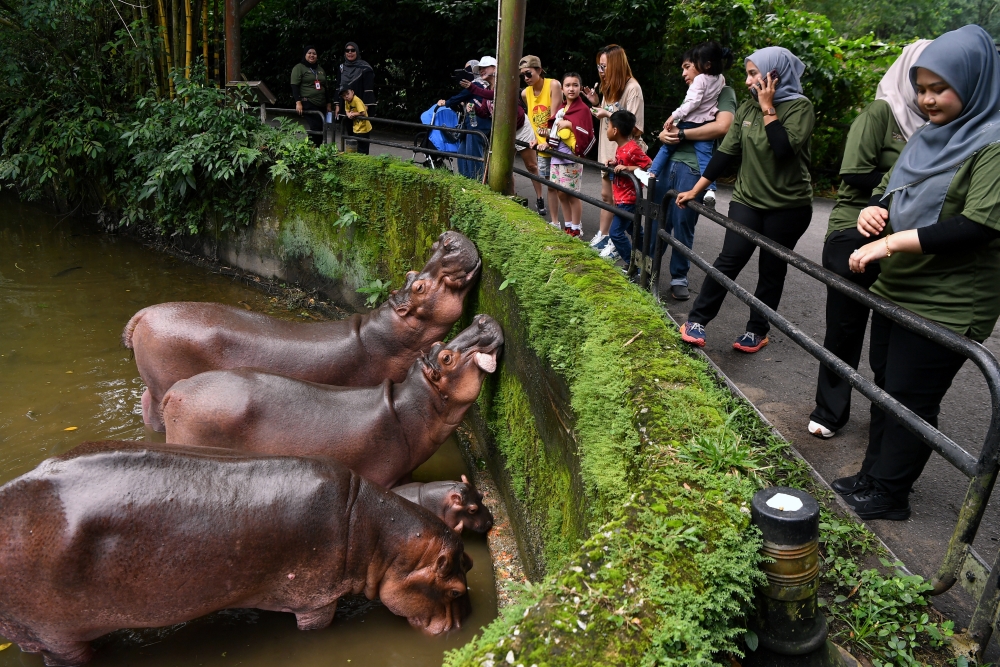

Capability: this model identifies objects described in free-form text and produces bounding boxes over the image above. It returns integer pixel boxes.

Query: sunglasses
[345,48,356,53]
[521,71,534,79]
[597,64,607,72]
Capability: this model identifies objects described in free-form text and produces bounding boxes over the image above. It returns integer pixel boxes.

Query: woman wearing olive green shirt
[834,26,1000,521]
[676,47,814,354]
[807,40,930,440]
[291,46,332,146]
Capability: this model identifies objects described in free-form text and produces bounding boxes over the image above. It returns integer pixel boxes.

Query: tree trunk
[202,0,209,80]
[184,0,193,79]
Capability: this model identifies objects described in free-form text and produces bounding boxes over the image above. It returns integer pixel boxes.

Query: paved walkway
[364,131,1000,632]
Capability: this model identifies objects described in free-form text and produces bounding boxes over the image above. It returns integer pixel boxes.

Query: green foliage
[660,0,904,181]
[334,205,359,228]
[676,409,771,485]
[356,278,391,308]
[820,515,955,666]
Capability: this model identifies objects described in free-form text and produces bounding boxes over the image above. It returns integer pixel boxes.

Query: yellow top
[344,96,372,134]
[525,79,554,143]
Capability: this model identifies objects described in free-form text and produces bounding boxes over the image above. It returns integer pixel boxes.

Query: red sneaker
[733,331,769,353]
[679,322,706,347]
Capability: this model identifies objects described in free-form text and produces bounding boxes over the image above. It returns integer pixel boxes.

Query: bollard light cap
[751,486,819,545]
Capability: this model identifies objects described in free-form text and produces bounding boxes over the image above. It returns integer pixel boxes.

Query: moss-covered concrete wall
[208,153,766,665]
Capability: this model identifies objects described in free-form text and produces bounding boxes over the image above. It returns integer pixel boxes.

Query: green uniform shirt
[291,62,329,108]
[826,100,905,239]
[718,96,815,210]
[672,86,738,172]
[871,142,1000,340]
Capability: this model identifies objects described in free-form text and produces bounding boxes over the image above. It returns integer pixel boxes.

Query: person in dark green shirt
[675,46,815,354]
[291,46,332,146]
[832,26,1000,521]
[807,40,931,440]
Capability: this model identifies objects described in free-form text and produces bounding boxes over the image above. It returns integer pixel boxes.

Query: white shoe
[589,232,607,248]
[703,190,717,208]
[599,242,620,260]
[807,420,835,439]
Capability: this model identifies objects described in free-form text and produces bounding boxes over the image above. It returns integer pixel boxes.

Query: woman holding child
[806,40,930,440]
[831,26,1000,520]
[583,45,645,258]
[676,46,815,354]
[650,41,736,301]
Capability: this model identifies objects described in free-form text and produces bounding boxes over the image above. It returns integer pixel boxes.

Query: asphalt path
[365,131,1000,634]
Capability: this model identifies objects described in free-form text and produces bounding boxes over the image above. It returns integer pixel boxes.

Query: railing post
[488,0,526,194]
[746,487,850,666]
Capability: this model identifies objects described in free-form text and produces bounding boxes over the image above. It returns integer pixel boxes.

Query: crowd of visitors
[289,26,1000,524]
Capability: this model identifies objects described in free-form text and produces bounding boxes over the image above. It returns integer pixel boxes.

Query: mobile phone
[750,69,780,99]
[452,69,474,82]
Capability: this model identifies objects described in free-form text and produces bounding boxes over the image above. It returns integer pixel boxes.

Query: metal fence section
[505,145,1000,652]
[262,107,334,144]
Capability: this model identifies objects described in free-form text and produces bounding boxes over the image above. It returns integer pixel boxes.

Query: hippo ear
[452,521,464,534]
[462,552,474,573]
[461,474,469,485]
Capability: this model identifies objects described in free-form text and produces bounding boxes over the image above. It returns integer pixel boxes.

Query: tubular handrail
[513,139,614,174]
[345,114,489,143]
[663,190,1000,479]
[264,107,329,137]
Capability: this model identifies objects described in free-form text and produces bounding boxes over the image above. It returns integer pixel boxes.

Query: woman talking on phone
[676,47,814,354]
[833,25,1000,520]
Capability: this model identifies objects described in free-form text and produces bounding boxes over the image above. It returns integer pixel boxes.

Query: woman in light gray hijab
[834,25,1000,521]
[807,40,930,441]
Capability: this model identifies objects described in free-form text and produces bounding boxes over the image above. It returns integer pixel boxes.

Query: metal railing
[262,107,334,144]
[339,115,490,179]
[506,146,1000,652]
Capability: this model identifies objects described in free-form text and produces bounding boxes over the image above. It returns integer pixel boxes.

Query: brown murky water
[0,198,497,666]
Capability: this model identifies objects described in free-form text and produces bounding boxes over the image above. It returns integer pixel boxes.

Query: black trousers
[349,128,371,155]
[810,228,881,430]
[687,201,812,336]
[860,313,967,501]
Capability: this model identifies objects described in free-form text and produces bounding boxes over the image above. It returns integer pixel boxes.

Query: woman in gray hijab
[835,25,1000,521]
[675,46,815,354]
[807,40,930,441]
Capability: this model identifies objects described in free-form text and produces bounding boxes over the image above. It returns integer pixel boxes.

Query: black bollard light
[743,487,854,667]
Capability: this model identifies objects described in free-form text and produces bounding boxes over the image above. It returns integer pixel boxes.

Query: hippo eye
[442,353,453,365]
[450,589,463,598]
[415,282,425,293]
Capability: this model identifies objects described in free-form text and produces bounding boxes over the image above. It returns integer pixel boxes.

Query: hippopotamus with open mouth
[162,315,503,490]
[393,476,493,534]
[0,441,472,667]
[123,231,481,431]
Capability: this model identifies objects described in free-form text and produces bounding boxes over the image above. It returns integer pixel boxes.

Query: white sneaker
[703,190,717,208]
[589,232,607,248]
[807,420,835,439]
[599,242,620,260]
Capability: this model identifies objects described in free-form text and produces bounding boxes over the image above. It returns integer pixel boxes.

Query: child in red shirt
[600,110,652,262]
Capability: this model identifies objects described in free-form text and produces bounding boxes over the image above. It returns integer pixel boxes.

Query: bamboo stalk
[184,0,193,80]
[172,0,181,79]
[139,0,161,97]
[156,0,175,97]
[214,0,222,85]
[202,0,209,81]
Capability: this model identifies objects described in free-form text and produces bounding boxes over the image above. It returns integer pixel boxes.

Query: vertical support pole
[224,0,239,82]
[487,0,526,194]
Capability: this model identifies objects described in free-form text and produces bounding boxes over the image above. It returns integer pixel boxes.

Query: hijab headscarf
[881,25,1000,231]
[875,40,932,140]
[301,45,319,68]
[745,47,805,103]
[340,41,373,91]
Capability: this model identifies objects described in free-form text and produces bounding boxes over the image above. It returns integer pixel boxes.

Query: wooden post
[487,0,526,194]
[224,0,239,81]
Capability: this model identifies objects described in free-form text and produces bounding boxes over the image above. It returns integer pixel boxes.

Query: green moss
[252,153,766,664]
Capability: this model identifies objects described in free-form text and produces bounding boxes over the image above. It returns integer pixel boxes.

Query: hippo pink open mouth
[474,352,497,373]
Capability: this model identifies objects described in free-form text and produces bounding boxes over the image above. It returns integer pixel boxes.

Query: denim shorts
[537,155,551,180]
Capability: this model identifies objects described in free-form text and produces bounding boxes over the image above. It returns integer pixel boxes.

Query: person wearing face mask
[453,56,497,181]
[806,40,931,441]
[291,46,332,146]
[831,26,1000,521]
[676,47,815,354]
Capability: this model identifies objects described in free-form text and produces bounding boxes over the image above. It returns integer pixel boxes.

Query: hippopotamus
[162,315,503,489]
[0,441,472,667]
[393,476,493,534]
[124,231,480,431]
